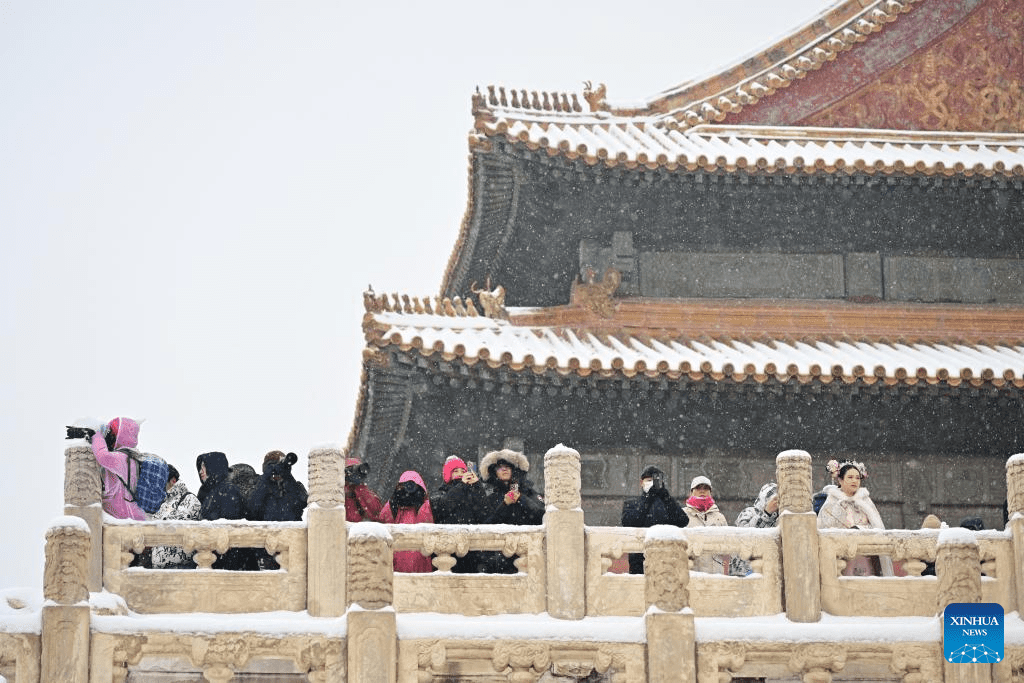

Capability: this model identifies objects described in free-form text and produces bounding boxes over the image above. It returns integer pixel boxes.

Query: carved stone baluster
[307,445,347,617]
[644,526,695,683]
[937,528,991,683]
[1007,454,1024,616]
[348,523,397,682]
[41,517,91,683]
[64,444,103,590]
[543,443,584,619]
[777,449,820,622]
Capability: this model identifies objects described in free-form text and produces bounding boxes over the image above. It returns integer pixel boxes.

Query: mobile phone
[510,482,519,493]
[467,461,477,476]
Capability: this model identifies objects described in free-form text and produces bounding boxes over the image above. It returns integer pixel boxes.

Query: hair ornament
[827,458,867,480]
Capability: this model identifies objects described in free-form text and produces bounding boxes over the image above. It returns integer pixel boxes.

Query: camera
[65,426,95,441]
[346,462,370,485]
[651,472,665,490]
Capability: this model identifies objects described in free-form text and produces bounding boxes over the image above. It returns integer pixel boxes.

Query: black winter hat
[640,466,664,480]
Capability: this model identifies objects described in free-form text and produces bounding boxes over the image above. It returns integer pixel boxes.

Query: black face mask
[391,480,424,509]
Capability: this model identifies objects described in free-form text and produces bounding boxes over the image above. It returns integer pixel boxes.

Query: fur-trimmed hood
[480,449,529,481]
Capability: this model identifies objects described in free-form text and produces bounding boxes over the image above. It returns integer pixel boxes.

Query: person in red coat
[379,470,434,573]
[344,458,383,522]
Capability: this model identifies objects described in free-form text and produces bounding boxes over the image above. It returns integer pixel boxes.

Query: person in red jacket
[378,470,434,573]
[344,458,383,522]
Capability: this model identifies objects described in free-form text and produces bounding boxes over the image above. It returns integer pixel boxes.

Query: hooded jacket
[621,479,689,574]
[379,471,434,573]
[89,417,145,520]
[196,452,245,522]
[735,482,780,528]
[247,453,308,522]
[151,479,202,569]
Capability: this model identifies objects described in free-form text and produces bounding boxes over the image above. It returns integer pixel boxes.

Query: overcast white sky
[0,0,829,590]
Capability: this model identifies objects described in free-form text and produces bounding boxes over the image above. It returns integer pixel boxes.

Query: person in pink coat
[90,417,146,521]
[378,470,434,573]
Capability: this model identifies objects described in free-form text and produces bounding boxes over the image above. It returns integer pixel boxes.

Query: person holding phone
[430,456,489,572]
[478,449,544,574]
[620,465,689,574]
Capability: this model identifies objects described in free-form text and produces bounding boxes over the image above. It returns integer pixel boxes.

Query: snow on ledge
[92,610,347,637]
[696,613,941,643]
[397,613,644,642]
[349,521,391,540]
[938,527,978,546]
[50,515,91,532]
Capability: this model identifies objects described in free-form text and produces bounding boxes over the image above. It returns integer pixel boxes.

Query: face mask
[642,480,654,493]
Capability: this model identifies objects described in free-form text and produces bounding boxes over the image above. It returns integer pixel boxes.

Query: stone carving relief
[183,527,231,570]
[805,1,1024,132]
[776,450,812,513]
[544,445,581,511]
[349,531,394,609]
[43,520,90,605]
[788,643,846,682]
[0,633,40,683]
[1007,454,1024,516]
[421,529,471,572]
[308,446,344,508]
[644,535,690,612]
[889,643,941,683]
[64,445,101,507]
[936,539,981,612]
[190,635,254,683]
[297,639,345,683]
[492,642,552,682]
[697,642,747,681]
[111,635,146,683]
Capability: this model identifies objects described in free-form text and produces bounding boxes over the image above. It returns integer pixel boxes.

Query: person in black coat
[248,451,308,522]
[195,451,259,571]
[430,455,490,573]
[621,465,689,574]
[478,449,545,574]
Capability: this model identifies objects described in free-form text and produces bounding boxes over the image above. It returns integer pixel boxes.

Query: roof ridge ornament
[571,266,622,318]
[471,278,509,320]
[583,81,607,113]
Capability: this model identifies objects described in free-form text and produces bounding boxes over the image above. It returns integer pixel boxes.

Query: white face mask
[642,479,654,493]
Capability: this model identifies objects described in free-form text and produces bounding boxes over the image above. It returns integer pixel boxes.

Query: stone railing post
[937,528,991,683]
[1007,454,1024,615]
[63,444,103,591]
[543,443,585,619]
[644,526,695,683]
[41,517,91,683]
[306,445,347,617]
[776,449,820,622]
[347,522,396,683]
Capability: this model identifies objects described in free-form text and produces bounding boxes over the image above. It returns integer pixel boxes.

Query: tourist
[620,465,689,574]
[379,470,434,573]
[247,451,308,522]
[195,451,259,570]
[430,455,489,572]
[817,459,893,576]
[151,464,202,570]
[70,417,147,521]
[684,475,732,574]
[479,449,544,574]
[344,458,383,522]
[735,482,780,528]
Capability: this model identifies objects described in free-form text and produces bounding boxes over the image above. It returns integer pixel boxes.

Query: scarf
[687,495,715,513]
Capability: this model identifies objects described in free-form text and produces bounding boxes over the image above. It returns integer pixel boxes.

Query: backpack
[116,448,169,514]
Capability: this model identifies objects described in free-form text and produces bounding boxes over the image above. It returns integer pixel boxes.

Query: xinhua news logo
[943,603,1004,663]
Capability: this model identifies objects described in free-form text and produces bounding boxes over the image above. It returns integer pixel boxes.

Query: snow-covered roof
[471,121,1024,178]
[363,296,1024,387]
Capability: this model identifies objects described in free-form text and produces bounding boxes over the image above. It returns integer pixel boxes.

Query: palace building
[349,0,1024,529]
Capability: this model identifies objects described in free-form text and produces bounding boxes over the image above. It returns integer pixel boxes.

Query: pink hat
[443,456,468,482]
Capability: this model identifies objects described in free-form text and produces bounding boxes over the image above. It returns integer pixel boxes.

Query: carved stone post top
[307,444,345,508]
[937,527,979,548]
[1007,453,1024,516]
[776,449,812,514]
[64,443,101,508]
[644,525,687,546]
[44,516,91,605]
[544,443,581,511]
[349,521,393,543]
[49,515,91,535]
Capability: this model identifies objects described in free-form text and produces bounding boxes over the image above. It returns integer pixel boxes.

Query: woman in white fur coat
[817,460,894,577]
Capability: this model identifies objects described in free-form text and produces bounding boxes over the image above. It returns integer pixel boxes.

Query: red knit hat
[443,456,468,482]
